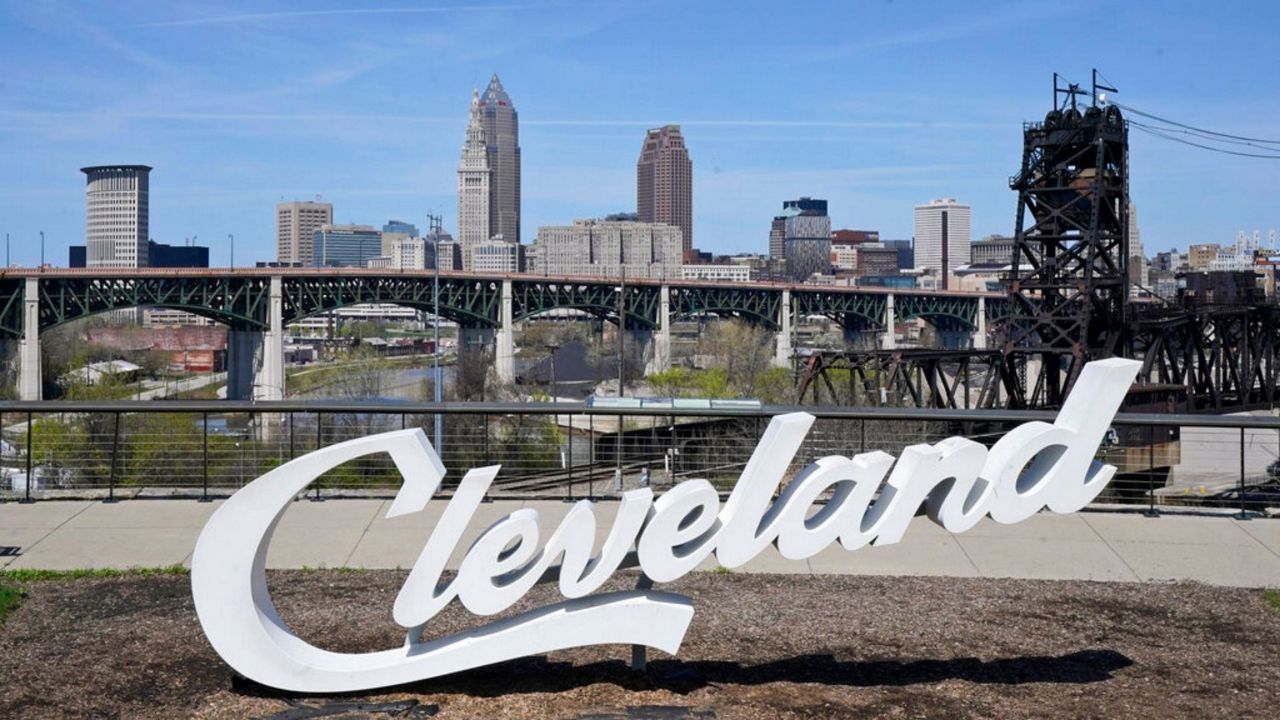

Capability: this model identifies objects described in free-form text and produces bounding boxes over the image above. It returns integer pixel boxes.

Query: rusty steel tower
[1003,71,1131,408]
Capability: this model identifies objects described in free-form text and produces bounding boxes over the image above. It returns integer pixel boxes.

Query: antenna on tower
[1053,72,1088,111]
[1092,68,1118,107]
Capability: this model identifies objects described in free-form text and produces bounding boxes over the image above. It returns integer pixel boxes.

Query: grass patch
[0,565,189,583]
[0,583,22,626]
[713,565,734,575]
[1265,588,1280,613]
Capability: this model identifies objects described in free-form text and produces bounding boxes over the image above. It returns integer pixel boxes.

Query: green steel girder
[0,278,23,337]
[793,289,885,331]
[671,285,780,328]
[511,278,659,329]
[282,276,500,328]
[896,294,980,331]
[37,276,270,331]
[985,297,1011,323]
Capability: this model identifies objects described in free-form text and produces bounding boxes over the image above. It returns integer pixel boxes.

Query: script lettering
[191,358,1140,692]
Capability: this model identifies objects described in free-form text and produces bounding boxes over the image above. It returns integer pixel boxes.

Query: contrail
[140,3,563,28]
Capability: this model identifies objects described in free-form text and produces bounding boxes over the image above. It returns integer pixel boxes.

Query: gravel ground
[0,570,1277,719]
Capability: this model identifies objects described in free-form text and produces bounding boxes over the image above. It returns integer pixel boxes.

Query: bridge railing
[0,401,1276,514]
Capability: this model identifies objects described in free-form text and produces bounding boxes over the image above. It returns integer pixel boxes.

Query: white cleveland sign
[192,358,1140,692]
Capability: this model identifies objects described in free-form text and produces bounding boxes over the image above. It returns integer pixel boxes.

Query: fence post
[588,413,595,501]
[1142,423,1158,517]
[247,411,255,488]
[312,413,324,502]
[1236,426,1249,520]
[200,411,210,503]
[288,412,295,460]
[105,411,120,504]
[565,410,574,502]
[22,410,33,503]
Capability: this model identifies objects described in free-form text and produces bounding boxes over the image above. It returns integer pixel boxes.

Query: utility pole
[427,212,443,452]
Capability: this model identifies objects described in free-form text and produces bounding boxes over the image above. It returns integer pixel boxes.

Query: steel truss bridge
[0,269,1006,401]
[0,270,1003,334]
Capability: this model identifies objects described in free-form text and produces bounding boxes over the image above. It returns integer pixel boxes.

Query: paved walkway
[2,499,1279,587]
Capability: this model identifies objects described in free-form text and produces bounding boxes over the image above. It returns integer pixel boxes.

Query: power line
[1128,118,1280,151]
[1114,102,1280,146]
[1130,122,1280,159]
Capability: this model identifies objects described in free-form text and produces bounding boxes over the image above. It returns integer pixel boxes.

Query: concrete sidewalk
[2,499,1279,588]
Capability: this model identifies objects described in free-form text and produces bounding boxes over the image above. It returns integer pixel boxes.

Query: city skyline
[1,2,1278,267]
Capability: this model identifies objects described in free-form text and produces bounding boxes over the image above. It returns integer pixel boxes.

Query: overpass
[0,268,1006,400]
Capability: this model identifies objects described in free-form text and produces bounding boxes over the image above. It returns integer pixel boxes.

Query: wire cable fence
[0,400,1277,514]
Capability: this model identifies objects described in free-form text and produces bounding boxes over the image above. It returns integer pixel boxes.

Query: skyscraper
[276,200,333,265]
[1128,203,1146,287]
[779,198,831,282]
[480,74,521,244]
[82,165,151,268]
[913,198,971,290]
[637,125,693,255]
[457,89,491,269]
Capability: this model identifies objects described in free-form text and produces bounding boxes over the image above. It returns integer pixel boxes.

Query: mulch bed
[0,570,1276,719]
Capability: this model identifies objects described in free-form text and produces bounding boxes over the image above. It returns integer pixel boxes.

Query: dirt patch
[0,571,1276,719]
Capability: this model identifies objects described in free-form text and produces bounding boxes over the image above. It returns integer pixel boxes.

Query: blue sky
[1,0,1278,267]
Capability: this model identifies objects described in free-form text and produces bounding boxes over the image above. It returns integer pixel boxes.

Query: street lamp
[39,231,44,268]
[431,226,442,452]
[228,234,235,269]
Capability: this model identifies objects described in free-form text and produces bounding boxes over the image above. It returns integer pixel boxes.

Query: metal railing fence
[1,400,1277,515]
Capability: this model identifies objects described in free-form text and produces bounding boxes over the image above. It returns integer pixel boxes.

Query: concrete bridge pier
[458,327,497,363]
[840,318,879,350]
[973,296,988,350]
[647,285,672,375]
[226,276,284,402]
[18,277,41,400]
[495,279,515,384]
[774,288,793,368]
[881,294,897,350]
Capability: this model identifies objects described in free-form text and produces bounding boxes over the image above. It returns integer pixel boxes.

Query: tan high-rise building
[82,165,151,268]
[530,219,683,278]
[1188,243,1220,270]
[457,89,491,270]
[637,125,693,255]
[276,200,333,265]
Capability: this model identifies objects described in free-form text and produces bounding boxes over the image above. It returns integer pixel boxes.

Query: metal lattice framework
[896,294,982,330]
[1004,77,1130,407]
[672,285,780,328]
[1134,306,1280,412]
[510,279,659,329]
[794,290,885,332]
[0,278,22,337]
[797,350,1007,409]
[0,272,1004,340]
[281,275,501,328]
[36,275,271,331]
